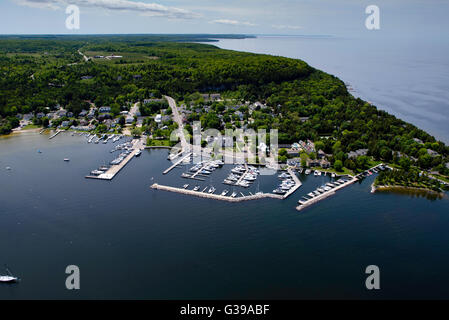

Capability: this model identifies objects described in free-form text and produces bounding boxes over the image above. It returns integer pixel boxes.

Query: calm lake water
[213,35,449,144]
[1,131,448,299]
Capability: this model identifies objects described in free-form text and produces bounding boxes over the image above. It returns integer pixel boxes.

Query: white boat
[273,188,287,195]
[231,192,237,198]
[0,266,18,283]
[314,170,319,176]
[221,190,229,196]
[64,158,70,162]
[193,186,200,191]
[278,172,290,179]
[305,169,311,175]
[90,170,104,175]
[0,275,18,283]
[208,187,216,194]
[135,150,142,157]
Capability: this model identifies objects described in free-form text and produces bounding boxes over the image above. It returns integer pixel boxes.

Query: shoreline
[371,183,444,197]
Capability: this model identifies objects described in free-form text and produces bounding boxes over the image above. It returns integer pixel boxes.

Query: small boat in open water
[0,266,18,283]
[64,158,70,162]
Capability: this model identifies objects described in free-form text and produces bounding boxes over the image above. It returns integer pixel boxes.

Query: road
[165,95,190,152]
[78,50,89,62]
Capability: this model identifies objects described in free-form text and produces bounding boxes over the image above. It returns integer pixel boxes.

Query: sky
[0,0,448,37]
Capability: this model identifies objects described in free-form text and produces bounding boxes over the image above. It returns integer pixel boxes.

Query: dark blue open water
[1,132,448,299]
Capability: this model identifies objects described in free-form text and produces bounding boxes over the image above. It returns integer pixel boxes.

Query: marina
[85,139,144,180]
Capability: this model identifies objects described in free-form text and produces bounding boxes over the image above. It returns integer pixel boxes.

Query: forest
[0,35,448,176]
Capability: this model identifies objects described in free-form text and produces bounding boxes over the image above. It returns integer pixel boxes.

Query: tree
[398,157,411,171]
[131,128,141,137]
[334,160,343,172]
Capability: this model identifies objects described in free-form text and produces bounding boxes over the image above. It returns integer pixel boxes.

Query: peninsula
[1,35,448,188]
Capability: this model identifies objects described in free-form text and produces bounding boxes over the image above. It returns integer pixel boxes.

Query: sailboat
[0,265,18,283]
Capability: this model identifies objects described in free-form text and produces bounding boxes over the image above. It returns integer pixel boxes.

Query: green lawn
[147,139,171,147]
[320,167,355,176]
[22,124,41,130]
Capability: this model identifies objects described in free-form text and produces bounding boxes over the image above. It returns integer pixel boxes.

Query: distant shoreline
[371,183,444,198]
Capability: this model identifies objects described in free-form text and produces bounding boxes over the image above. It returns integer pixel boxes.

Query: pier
[281,168,302,199]
[49,130,64,139]
[86,139,143,180]
[296,177,357,212]
[162,152,192,175]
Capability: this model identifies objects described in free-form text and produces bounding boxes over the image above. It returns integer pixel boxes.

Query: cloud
[211,19,256,27]
[14,0,199,19]
[272,24,303,30]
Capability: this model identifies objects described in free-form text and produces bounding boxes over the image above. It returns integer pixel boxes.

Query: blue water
[213,35,449,144]
[1,132,448,299]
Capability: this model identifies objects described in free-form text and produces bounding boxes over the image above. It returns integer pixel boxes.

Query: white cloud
[14,0,199,19]
[211,19,256,27]
[272,24,303,30]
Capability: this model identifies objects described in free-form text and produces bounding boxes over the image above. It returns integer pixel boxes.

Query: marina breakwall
[151,183,285,202]
[152,167,301,202]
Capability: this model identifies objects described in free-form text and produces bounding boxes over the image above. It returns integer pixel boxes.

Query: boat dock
[49,130,64,139]
[296,177,357,212]
[86,139,143,180]
[162,152,192,175]
[282,168,302,199]
[234,164,249,185]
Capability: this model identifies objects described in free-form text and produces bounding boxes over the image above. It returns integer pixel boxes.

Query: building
[23,113,33,121]
[99,106,111,113]
[320,159,331,168]
[307,159,320,167]
[287,149,300,157]
[55,109,67,118]
[155,114,162,124]
[317,150,326,159]
[201,93,221,102]
[348,149,368,159]
[125,115,134,124]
